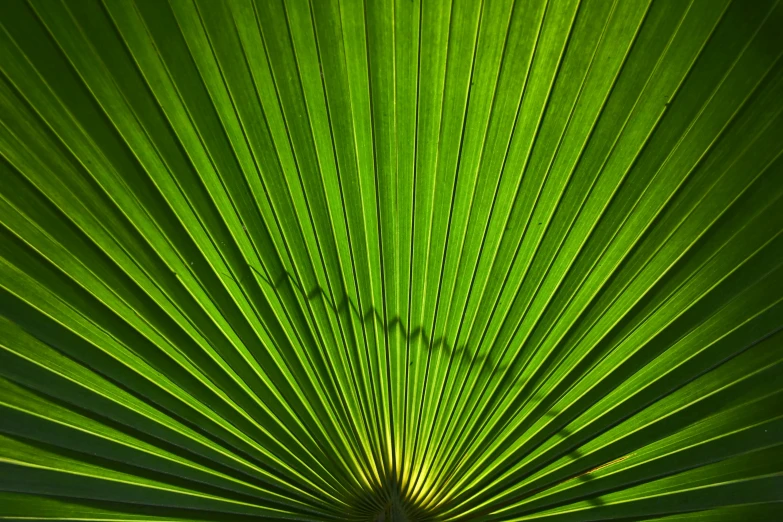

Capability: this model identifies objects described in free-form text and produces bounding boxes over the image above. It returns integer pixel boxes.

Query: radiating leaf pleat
[1,0,781,520]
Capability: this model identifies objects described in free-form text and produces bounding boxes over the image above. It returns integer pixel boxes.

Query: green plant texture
[1,0,782,520]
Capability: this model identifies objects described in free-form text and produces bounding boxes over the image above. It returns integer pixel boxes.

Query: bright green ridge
[1,0,782,520]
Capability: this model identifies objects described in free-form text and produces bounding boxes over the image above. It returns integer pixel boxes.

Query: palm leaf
[1,0,782,520]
